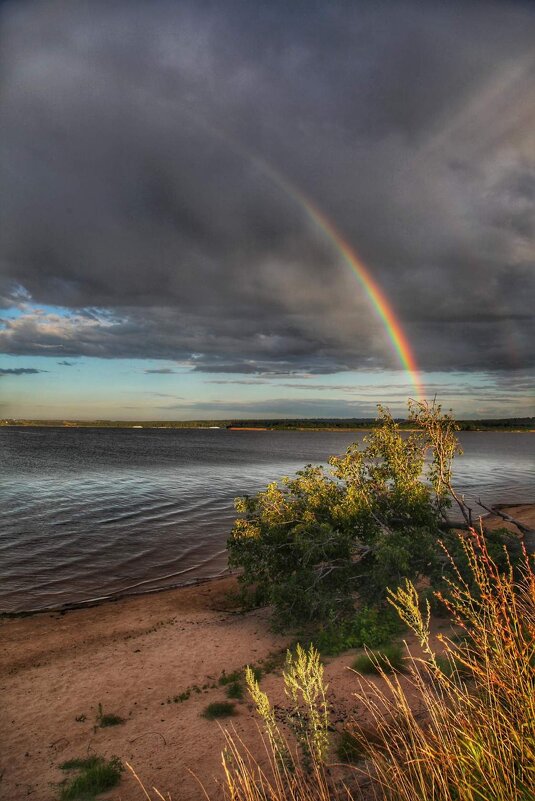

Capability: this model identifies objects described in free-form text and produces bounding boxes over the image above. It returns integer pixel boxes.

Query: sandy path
[2,504,533,801]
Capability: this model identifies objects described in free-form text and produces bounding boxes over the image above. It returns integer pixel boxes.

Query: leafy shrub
[228,402,457,627]
[218,669,242,686]
[216,529,535,801]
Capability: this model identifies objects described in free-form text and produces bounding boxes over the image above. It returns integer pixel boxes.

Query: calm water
[1,427,533,612]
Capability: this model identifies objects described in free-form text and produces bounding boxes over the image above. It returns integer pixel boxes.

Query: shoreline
[2,501,532,618]
[0,570,234,619]
[2,504,534,801]
[2,424,534,432]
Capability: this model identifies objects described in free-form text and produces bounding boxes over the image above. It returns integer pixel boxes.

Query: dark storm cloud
[0,0,534,373]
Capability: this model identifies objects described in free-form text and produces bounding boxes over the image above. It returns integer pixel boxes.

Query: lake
[1,427,533,612]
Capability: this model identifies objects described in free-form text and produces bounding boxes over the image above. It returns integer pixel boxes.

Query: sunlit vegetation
[217,530,535,801]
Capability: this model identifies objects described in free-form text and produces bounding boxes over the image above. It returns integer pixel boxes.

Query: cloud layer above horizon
[0,0,534,417]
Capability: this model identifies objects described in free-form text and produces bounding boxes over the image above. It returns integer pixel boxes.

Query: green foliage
[59,755,122,801]
[352,643,405,674]
[311,605,401,655]
[202,701,237,719]
[434,653,471,681]
[228,401,454,626]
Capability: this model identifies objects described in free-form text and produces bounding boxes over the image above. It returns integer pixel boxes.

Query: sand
[2,504,534,801]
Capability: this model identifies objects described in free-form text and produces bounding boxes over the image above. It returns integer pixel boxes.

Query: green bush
[218,669,242,686]
[228,402,455,627]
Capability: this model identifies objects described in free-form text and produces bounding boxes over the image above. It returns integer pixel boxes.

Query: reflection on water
[1,427,533,611]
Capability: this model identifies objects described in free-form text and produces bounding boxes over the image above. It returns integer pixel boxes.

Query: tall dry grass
[218,529,535,801]
[350,529,535,800]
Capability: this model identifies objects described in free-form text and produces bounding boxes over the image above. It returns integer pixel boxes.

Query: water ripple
[1,428,533,612]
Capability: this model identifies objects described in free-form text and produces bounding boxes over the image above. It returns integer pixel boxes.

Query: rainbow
[255,161,424,400]
[297,193,424,401]
[166,103,424,399]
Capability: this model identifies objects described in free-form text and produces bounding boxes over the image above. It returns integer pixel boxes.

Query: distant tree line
[1,416,534,430]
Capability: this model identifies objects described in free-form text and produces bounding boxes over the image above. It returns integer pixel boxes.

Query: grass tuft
[225,681,244,699]
[59,755,122,800]
[60,756,102,772]
[352,642,404,674]
[96,702,124,728]
[336,729,364,763]
[202,701,237,719]
[218,669,242,686]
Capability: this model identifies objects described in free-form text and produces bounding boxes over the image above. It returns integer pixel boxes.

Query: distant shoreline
[2,421,534,432]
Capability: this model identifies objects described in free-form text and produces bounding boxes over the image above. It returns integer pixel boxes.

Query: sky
[0,0,534,420]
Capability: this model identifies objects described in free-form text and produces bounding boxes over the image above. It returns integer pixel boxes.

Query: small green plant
[336,729,364,763]
[202,701,237,719]
[352,642,404,674]
[225,681,244,699]
[96,703,124,728]
[59,755,122,800]
[218,669,242,686]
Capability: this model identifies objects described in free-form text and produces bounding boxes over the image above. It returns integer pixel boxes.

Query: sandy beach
[2,504,534,801]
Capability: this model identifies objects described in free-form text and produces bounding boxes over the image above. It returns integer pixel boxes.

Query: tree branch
[476,499,535,553]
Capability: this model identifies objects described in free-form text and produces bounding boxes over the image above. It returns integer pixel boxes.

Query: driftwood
[476,499,535,554]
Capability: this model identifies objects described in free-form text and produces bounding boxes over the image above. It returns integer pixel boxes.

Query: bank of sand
[2,504,534,801]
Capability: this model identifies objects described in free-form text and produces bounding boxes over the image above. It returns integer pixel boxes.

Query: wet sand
[1,504,533,801]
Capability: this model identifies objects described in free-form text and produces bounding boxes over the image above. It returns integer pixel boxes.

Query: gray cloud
[0,367,46,376]
[144,367,179,374]
[0,0,534,375]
